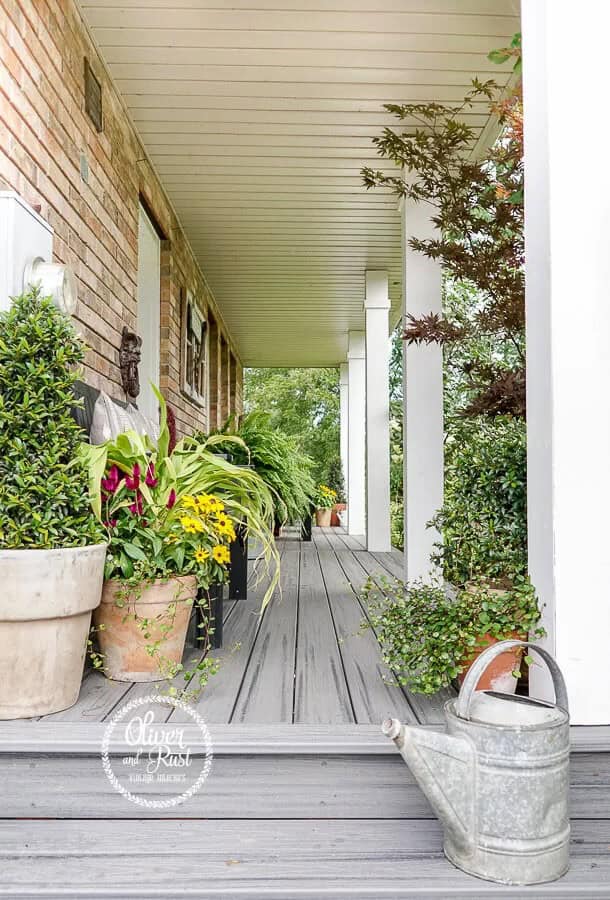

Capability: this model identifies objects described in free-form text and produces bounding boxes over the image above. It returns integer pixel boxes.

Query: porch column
[402,197,443,582]
[364,270,391,551]
[523,0,610,723]
[347,330,366,536]
[339,362,349,526]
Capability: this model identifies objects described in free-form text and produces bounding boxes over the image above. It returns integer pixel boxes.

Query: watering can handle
[455,640,569,720]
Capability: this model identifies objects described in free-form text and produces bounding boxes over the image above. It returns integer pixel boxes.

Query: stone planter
[0,544,107,719]
[95,575,197,682]
[315,508,332,527]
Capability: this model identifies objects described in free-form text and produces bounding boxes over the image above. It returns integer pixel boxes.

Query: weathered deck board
[317,547,418,725]
[294,545,353,724]
[2,750,608,820]
[1,819,608,899]
[231,541,299,723]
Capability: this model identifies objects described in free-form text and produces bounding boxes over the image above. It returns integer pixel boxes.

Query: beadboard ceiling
[80,0,520,366]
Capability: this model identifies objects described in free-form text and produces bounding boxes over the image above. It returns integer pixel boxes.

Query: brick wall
[0,0,243,436]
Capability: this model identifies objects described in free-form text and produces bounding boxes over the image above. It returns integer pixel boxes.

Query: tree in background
[243,367,341,491]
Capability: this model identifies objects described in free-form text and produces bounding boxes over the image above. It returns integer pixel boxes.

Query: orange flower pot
[95,575,196,682]
[458,632,526,694]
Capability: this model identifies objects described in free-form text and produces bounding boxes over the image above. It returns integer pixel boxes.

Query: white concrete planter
[0,544,107,719]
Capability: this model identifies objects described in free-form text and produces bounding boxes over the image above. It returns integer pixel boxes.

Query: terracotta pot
[458,631,526,693]
[95,575,196,682]
[0,543,107,719]
[330,503,347,527]
[315,508,332,527]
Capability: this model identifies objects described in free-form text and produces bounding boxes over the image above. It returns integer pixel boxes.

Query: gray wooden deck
[34,526,450,726]
[0,528,609,897]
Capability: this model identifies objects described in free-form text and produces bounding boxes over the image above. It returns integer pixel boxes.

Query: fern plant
[204,411,316,524]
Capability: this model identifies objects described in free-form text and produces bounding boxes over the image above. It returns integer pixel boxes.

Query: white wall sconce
[23,257,77,315]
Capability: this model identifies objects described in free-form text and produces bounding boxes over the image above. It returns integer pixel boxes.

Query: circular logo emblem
[101,694,213,809]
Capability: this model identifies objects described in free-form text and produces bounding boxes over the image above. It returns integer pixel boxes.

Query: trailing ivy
[0,290,103,549]
[362,573,542,695]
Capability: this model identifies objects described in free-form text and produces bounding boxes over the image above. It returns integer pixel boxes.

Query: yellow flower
[212,544,231,565]
[181,496,198,511]
[194,548,210,563]
[179,515,203,534]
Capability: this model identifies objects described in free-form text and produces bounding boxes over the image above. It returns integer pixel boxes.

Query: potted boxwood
[85,391,279,686]
[362,574,544,695]
[0,290,107,719]
[314,484,337,527]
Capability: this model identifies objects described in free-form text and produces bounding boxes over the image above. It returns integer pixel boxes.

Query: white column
[339,362,349,525]
[347,330,366,537]
[402,198,444,582]
[365,270,391,552]
[523,0,610,724]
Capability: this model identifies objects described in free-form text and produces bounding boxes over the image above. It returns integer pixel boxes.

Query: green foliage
[205,410,316,523]
[243,367,340,486]
[362,573,543,694]
[431,417,527,585]
[325,456,345,503]
[0,290,104,549]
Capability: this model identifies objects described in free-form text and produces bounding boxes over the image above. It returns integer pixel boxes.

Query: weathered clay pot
[458,632,526,693]
[95,575,196,682]
[0,544,107,719]
[315,508,332,527]
[330,503,347,527]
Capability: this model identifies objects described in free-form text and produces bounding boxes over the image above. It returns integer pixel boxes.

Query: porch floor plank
[294,545,354,724]
[230,539,299,723]
[1,819,608,898]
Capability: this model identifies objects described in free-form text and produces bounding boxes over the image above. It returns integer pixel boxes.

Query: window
[181,289,207,406]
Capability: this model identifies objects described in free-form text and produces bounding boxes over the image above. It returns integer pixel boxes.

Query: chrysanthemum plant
[81,387,279,692]
[315,484,337,510]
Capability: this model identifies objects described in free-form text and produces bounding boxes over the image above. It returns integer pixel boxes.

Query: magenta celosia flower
[125,462,141,491]
[103,518,117,528]
[101,465,120,494]
[166,488,176,509]
[145,462,157,488]
[129,491,144,516]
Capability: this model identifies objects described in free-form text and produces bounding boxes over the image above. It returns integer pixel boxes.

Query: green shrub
[362,574,543,694]
[431,417,527,584]
[0,290,103,549]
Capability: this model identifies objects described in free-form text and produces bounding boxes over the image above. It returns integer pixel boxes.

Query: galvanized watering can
[383,640,570,886]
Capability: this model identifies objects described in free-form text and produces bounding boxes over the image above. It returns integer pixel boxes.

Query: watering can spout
[382,718,476,856]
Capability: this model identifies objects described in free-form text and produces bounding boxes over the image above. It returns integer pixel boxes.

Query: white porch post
[402,198,444,582]
[339,362,349,527]
[523,0,610,723]
[364,270,391,551]
[347,330,366,537]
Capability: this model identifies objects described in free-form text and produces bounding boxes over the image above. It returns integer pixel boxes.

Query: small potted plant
[84,391,279,684]
[0,290,107,719]
[315,484,337,527]
[362,574,544,695]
